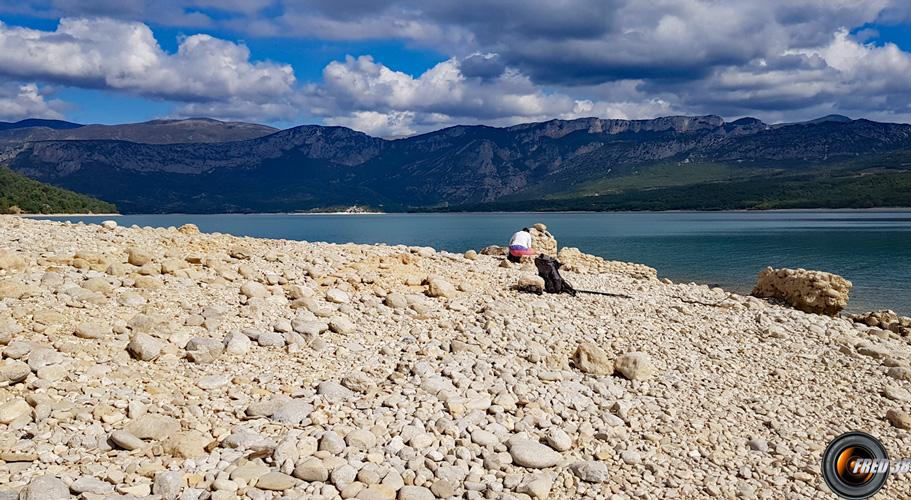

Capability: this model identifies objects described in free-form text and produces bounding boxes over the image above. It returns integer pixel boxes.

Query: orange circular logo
[822,432,889,499]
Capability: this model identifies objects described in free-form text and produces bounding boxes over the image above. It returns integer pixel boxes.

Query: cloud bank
[308,55,671,136]
[1,1,911,133]
[0,17,295,121]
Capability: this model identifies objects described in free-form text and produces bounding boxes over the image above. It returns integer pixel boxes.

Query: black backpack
[534,255,576,296]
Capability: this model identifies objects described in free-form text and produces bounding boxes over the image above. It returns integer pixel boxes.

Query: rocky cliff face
[506,115,726,139]
[10,125,385,178]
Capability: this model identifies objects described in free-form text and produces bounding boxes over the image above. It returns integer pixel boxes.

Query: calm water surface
[39,211,911,315]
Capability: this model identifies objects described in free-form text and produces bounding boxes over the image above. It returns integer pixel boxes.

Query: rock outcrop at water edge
[751,266,852,316]
[556,247,657,280]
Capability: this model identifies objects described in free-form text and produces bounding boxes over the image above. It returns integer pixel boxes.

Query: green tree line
[0,166,117,214]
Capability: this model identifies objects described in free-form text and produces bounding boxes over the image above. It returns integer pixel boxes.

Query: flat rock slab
[256,471,298,490]
[109,430,146,451]
[508,438,562,468]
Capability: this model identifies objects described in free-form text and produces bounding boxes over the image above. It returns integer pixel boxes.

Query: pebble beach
[2,215,911,499]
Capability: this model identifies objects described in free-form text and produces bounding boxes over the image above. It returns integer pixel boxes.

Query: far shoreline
[19,207,911,217]
[15,213,121,217]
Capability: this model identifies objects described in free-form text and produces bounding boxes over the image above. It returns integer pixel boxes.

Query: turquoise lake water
[39,211,911,315]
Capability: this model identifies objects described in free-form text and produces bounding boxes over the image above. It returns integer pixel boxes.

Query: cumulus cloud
[156,0,898,83]
[0,17,296,121]
[3,1,911,129]
[0,82,65,121]
[192,0,911,126]
[638,28,911,123]
[325,111,417,138]
[299,18,911,135]
[301,54,681,136]
[309,55,575,133]
[3,2,906,86]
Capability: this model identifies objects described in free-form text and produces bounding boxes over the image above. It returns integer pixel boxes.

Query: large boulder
[751,267,851,316]
[530,224,558,256]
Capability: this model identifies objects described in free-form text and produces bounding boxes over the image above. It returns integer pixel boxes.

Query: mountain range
[0,117,277,145]
[2,114,910,213]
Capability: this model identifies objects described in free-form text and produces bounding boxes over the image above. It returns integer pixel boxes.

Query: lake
[37,210,911,315]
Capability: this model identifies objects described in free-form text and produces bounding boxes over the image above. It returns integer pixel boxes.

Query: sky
[1,1,911,137]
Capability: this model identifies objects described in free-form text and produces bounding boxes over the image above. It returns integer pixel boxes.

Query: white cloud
[265,0,911,131]
[801,28,911,87]
[4,3,911,129]
[301,20,911,135]
[306,55,659,135]
[325,111,417,137]
[171,0,905,84]
[0,17,297,121]
[656,28,911,122]
[0,82,65,121]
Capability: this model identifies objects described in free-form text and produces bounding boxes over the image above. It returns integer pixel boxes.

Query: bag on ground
[534,254,576,296]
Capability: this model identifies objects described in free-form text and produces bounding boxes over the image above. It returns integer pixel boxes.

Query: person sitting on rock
[507,227,534,262]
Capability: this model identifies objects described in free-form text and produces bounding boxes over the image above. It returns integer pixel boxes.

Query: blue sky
[1,1,911,136]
